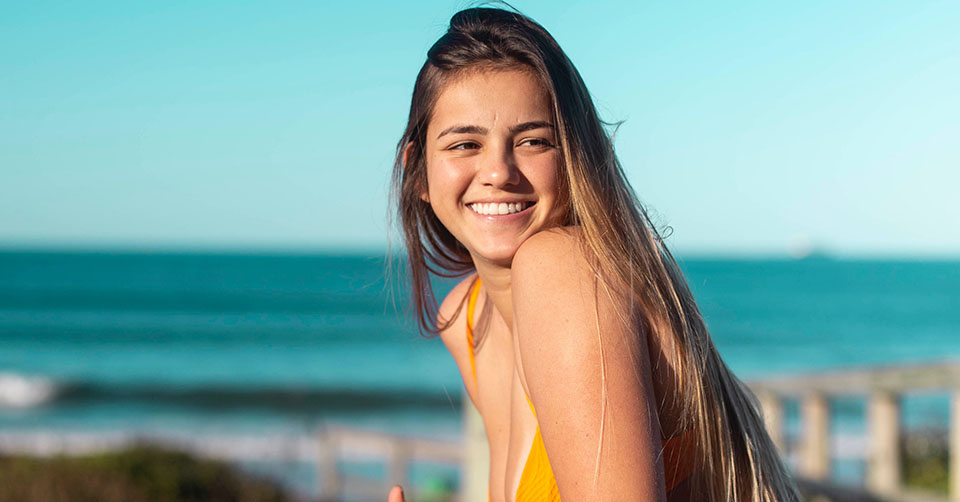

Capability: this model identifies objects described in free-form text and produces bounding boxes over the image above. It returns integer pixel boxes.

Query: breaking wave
[0,373,58,408]
[0,372,458,412]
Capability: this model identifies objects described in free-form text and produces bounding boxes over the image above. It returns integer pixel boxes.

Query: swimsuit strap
[466,277,482,384]
[525,392,537,417]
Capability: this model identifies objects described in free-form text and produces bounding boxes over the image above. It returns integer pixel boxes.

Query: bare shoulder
[512,226,634,312]
[511,226,612,384]
[511,226,636,360]
[512,226,589,281]
[512,226,594,303]
[512,228,663,499]
[436,274,480,402]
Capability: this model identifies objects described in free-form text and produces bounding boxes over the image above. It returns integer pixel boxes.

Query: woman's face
[423,68,564,268]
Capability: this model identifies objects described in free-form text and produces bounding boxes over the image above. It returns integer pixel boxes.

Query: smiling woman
[422,69,564,268]
[391,7,800,502]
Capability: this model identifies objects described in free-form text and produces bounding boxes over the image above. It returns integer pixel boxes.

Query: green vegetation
[0,444,290,502]
[2,436,949,502]
[902,428,949,495]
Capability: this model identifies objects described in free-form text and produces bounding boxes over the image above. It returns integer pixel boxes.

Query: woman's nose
[477,149,520,187]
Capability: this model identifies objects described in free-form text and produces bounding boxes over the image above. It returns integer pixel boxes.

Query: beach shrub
[0,444,289,502]
[901,428,949,494]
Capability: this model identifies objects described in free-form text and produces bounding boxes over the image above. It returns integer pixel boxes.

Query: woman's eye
[449,142,480,150]
[519,138,554,148]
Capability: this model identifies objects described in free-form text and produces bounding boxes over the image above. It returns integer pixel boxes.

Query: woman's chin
[469,245,522,268]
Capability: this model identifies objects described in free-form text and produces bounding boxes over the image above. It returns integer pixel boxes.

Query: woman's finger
[388,484,405,502]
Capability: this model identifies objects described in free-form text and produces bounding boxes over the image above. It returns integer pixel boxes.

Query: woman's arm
[511,228,667,501]
[387,277,478,502]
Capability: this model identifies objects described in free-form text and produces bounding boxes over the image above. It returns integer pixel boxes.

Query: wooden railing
[750,360,960,502]
[0,427,464,502]
[4,361,957,501]
[460,361,960,502]
[315,425,462,501]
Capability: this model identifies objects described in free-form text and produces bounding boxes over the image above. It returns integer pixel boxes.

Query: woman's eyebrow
[436,121,554,139]
[509,121,554,135]
[436,124,487,139]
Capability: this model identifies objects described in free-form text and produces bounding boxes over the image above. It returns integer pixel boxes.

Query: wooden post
[801,392,830,480]
[463,398,490,502]
[388,439,411,491]
[951,390,960,502]
[758,391,784,453]
[316,428,341,501]
[867,390,901,496]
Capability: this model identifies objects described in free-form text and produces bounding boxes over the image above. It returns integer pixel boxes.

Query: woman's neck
[473,259,515,329]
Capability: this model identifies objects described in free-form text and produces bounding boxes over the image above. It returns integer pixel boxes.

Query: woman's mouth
[468,201,535,216]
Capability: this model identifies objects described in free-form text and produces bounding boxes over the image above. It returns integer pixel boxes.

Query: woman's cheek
[431,158,471,199]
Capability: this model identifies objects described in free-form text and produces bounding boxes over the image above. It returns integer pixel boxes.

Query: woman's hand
[388,485,405,502]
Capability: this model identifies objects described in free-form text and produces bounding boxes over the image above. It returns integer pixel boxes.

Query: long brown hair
[392,7,799,501]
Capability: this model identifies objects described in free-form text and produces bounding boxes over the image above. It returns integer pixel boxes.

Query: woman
[389,7,799,502]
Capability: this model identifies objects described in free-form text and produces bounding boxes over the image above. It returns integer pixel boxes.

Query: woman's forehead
[428,69,552,134]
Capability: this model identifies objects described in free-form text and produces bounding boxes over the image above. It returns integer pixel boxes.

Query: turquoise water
[683,258,960,377]
[0,251,957,490]
[0,251,466,436]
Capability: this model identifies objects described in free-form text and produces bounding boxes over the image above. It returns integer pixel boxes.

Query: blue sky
[2,1,957,256]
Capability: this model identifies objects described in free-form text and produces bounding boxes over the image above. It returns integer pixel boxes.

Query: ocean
[1,250,958,493]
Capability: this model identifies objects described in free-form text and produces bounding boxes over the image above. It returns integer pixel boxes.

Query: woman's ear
[402,141,413,168]
[404,142,430,203]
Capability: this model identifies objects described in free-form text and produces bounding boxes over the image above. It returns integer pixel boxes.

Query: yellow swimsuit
[465,278,694,502]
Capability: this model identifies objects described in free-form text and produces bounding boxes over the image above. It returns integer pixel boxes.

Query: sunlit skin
[391,69,670,502]
[423,69,566,270]
[419,69,567,330]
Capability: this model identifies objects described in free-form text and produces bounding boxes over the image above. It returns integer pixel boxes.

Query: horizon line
[1,241,958,262]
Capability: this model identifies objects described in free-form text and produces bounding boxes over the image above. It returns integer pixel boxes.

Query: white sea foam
[0,372,57,408]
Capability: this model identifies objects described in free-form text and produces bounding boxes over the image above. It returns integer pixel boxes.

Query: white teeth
[470,201,528,215]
